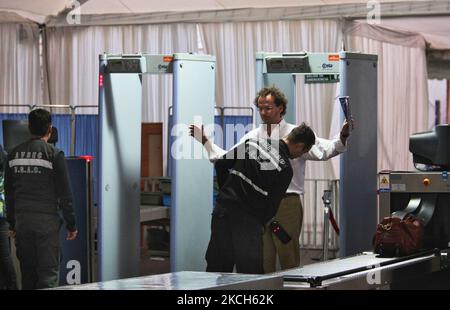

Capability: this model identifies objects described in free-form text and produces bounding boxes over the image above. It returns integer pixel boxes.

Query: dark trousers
[15,214,61,290]
[205,204,264,274]
[0,219,17,290]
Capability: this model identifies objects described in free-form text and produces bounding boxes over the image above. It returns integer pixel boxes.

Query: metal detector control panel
[102,54,209,75]
[266,56,310,73]
[105,55,146,73]
[262,52,340,74]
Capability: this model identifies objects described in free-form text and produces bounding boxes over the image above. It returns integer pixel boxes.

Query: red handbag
[373,194,437,257]
[373,215,423,257]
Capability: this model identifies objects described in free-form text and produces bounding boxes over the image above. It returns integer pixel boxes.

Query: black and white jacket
[215,138,293,224]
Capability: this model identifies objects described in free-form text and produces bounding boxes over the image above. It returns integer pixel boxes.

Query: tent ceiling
[0,0,447,23]
[376,17,450,49]
[0,0,68,23]
[2,0,450,52]
[77,0,428,14]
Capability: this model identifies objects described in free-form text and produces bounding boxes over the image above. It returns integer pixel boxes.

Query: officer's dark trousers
[0,219,17,290]
[15,214,61,290]
[206,204,264,274]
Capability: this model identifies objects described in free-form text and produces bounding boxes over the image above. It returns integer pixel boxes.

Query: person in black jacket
[0,144,18,290]
[4,109,77,289]
[205,123,315,274]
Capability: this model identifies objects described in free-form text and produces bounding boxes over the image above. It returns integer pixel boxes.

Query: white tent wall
[0,20,42,113]
[44,24,199,173]
[199,19,342,247]
[199,19,341,175]
[1,3,446,174]
[345,22,429,172]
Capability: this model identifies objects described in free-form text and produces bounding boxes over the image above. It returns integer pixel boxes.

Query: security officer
[204,124,315,274]
[5,108,77,289]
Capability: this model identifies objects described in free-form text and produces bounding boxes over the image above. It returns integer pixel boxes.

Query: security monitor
[2,120,31,154]
[409,124,450,170]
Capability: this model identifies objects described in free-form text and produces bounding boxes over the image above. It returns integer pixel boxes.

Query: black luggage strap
[391,194,437,226]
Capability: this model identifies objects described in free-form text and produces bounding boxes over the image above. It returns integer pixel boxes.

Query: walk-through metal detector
[256,52,378,257]
[98,53,215,281]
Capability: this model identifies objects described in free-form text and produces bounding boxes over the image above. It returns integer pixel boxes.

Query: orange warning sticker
[379,175,390,190]
[328,54,340,61]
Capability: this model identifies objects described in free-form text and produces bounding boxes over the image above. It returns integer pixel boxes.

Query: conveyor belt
[51,271,283,290]
[280,250,440,289]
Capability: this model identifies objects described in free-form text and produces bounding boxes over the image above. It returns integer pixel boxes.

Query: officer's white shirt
[204,119,346,195]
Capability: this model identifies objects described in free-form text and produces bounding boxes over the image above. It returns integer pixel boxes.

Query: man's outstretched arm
[189,124,227,162]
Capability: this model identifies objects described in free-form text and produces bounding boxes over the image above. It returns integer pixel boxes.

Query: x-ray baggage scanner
[256,52,378,257]
[98,53,215,281]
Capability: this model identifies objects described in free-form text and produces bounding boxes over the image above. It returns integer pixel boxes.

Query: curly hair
[253,86,288,116]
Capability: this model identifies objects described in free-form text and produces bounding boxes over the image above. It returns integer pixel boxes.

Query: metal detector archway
[98,53,215,281]
[256,52,378,257]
